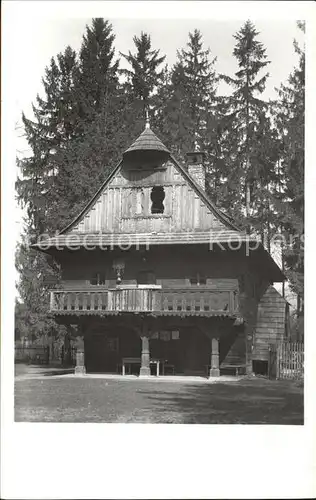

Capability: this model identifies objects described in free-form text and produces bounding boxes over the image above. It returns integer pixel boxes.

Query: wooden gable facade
[67,159,230,235]
[34,123,285,378]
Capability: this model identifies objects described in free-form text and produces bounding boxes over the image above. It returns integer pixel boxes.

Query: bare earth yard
[15,366,303,424]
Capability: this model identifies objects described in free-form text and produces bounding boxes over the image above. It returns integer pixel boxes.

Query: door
[268,345,277,379]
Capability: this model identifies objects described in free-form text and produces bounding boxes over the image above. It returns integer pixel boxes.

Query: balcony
[50,287,239,317]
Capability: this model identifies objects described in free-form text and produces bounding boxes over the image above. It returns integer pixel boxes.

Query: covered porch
[61,315,243,379]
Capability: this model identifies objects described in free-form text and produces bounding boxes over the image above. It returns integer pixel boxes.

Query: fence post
[275,341,304,381]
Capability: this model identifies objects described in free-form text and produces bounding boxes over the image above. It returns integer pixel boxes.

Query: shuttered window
[90,273,106,286]
[190,274,206,286]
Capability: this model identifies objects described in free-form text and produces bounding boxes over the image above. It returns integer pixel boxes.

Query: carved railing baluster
[50,288,240,316]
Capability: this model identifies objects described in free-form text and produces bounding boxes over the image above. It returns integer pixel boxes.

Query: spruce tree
[15,236,61,342]
[177,29,218,151]
[219,20,271,226]
[120,31,166,129]
[155,29,218,168]
[274,22,305,323]
[76,18,119,125]
[16,46,79,234]
[50,19,126,230]
[120,31,166,102]
[15,19,124,345]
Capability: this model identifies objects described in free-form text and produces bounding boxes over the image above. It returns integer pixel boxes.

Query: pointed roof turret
[123,118,170,159]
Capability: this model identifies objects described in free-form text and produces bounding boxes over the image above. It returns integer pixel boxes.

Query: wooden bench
[162,364,175,376]
[205,364,246,376]
[220,364,246,376]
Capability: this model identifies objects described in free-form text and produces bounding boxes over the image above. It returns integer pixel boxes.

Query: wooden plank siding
[69,160,227,235]
[252,286,287,361]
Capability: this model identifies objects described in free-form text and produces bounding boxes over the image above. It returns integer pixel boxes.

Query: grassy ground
[15,368,304,424]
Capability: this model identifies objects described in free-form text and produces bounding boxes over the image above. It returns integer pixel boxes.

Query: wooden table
[121,357,162,376]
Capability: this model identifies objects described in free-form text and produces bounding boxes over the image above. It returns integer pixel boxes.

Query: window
[151,331,180,341]
[190,274,207,286]
[150,186,165,214]
[90,272,106,286]
[106,338,119,352]
[137,270,156,285]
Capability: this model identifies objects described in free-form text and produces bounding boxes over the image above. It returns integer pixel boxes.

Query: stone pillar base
[209,368,220,378]
[75,349,86,375]
[139,367,151,377]
[75,366,86,376]
[246,363,253,375]
[210,338,220,378]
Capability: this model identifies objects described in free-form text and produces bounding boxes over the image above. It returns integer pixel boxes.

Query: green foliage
[120,31,166,104]
[217,20,272,225]
[76,18,119,125]
[155,29,218,165]
[15,18,127,341]
[15,235,61,340]
[17,46,79,234]
[273,21,305,302]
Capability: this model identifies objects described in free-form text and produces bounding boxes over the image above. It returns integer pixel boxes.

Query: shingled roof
[123,123,170,156]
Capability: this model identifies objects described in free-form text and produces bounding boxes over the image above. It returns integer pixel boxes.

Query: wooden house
[32,121,286,377]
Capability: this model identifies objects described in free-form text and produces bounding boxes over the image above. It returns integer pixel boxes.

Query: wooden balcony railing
[50,287,239,316]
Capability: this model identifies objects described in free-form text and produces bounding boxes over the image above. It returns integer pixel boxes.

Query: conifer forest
[15,19,305,343]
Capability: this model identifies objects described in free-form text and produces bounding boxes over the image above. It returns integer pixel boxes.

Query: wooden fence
[15,344,76,366]
[269,342,304,380]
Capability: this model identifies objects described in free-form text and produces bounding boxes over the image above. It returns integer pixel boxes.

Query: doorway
[85,333,119,373]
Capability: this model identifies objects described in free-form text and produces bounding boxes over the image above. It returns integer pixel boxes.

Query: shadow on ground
[14,373,303,424]
[134,378,304,424]
[15,363,74,378]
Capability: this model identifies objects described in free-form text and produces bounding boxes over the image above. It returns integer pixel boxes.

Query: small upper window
[190,274,207,286]
[90,273,106,286]
[137,271,156,285]
[151,186,165,214]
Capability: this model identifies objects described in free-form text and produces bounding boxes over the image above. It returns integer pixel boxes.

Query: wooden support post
[209,338,220,378]
[74,336,86,376]
[63,327,72,366]
[50,292,54,311]
[245,329,253,375]
[139,322,151,377]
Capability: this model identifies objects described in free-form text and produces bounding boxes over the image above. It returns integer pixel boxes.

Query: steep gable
[62,156,240,237]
